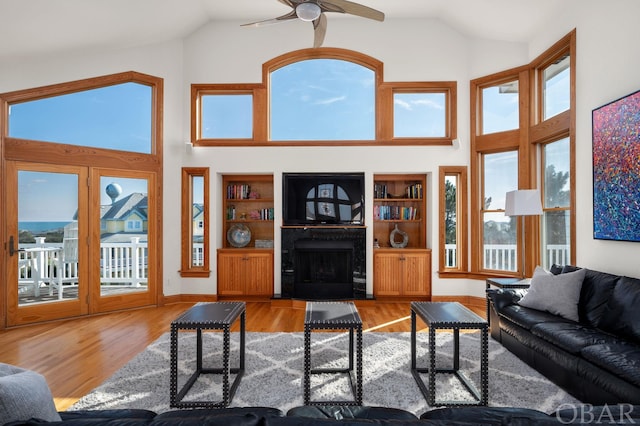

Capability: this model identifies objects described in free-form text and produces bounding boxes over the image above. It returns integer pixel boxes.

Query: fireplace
[281,228,366,300]
[294,239,354,299]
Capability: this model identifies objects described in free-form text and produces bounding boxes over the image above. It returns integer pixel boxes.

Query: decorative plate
[227,223,251,248]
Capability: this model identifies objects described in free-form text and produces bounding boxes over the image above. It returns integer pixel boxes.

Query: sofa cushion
[421,406,556,425]
[518,266,585,322]
[60,408,157,420]
[530,322,621,355]
[597,276,640,343]
[498,304,572,331]
[0,363,62,424]
[266,417,449,425]
[151,407,283,426]
[581,343,640,387]
[287,405,417,420]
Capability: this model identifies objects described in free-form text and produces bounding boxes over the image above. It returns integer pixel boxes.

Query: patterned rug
[70,331,580,417]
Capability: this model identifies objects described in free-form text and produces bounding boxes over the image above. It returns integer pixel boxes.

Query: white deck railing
[18,237,148,299]
[444,243,569,271]
[19,239,569,298]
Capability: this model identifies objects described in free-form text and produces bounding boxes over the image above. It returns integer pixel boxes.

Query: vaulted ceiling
[0,0,564,61]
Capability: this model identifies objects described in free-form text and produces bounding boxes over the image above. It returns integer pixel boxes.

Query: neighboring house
[100,193,148,242]
[192,203,204,243]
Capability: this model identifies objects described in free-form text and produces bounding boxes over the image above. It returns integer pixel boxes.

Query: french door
[5,161,157,326]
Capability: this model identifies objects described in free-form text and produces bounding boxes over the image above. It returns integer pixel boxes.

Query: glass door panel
[6,162,88,326]
[91,170,156,313]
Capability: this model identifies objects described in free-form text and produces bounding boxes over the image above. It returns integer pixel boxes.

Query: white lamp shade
[505,189,543,216]
[296,2,321,21]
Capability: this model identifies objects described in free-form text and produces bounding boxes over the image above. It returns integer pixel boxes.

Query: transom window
[191,48,457,146]
[542,54,570,120]
[201,94,253,139]
[8,82,153,153]
[270,59,375,141]
[394,92,446,138]
[480,80,519,135]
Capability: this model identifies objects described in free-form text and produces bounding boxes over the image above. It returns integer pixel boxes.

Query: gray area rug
[71,331,580,416]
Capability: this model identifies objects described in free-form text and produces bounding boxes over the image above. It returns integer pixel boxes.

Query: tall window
[532,33,575,268]
[439,166,467,273]
[181,168,210,277]
[481,152,518,271]
[470,30,575,278]
[541,138,571,268]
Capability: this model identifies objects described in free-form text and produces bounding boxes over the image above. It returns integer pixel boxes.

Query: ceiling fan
[241,0,385,48]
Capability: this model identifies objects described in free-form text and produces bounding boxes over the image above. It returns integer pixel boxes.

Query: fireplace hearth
[281,228,366,299]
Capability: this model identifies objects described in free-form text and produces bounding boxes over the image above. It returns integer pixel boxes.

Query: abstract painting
[592,89,640,242]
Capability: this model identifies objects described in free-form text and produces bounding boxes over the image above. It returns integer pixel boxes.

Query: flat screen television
[283,172,364,226]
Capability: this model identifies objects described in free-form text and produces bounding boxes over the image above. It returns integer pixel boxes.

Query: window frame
[191,84,267,144]
[180,167,210,277]
[2,71,163,164]
[191,47,457,147]
[438,166,468,275]
[469,30,575,279]
[530,31,576,267]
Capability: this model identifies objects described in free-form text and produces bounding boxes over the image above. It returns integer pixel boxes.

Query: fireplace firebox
[294,239,354,299]
[281,228,366,300]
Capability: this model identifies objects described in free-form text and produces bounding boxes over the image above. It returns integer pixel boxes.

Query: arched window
[191,48,456,146]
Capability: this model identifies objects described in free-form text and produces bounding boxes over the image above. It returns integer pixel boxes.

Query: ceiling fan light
[296,2,321,21]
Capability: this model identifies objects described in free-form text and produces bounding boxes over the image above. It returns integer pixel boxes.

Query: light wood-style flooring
[0,301,484,411]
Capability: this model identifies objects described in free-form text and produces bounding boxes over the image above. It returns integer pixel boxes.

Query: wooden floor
[0,301,484,411]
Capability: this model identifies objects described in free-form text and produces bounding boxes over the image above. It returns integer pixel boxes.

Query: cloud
[413,99,445,110]
[395,97,445,111]
[394,98,412,110]
[314,96,346,105]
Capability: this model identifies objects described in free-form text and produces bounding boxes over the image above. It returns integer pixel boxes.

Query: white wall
[3,0,639,300]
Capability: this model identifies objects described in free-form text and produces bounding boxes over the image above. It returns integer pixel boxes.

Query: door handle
[8,236,15,256]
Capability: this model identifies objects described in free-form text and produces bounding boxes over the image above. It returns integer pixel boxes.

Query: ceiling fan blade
[313,13,327,48]
[319,0,384,21]
[277,0,297,7]
[241,10,298,27]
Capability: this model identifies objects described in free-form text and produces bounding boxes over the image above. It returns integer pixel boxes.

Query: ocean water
[18,221,71,233]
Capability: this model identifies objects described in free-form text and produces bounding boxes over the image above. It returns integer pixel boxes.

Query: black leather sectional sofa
[487,265,640,404]
[7,404,640,425]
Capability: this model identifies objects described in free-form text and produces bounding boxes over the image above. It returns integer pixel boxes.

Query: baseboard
[163,294,486,315]
[163,294,218,304]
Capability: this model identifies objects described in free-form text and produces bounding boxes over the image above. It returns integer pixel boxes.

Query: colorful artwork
[592,89,640,242]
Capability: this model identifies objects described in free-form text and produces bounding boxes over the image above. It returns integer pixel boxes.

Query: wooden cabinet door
[373,252,403,296]
[244,251,274,296]
[374,249,432,298]
[217,250,273,297]
[403,252,430,296]
[217,252,246,296]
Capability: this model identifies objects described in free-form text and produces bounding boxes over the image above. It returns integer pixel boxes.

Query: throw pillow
[0,363,61,424]
[518,266,586,322]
